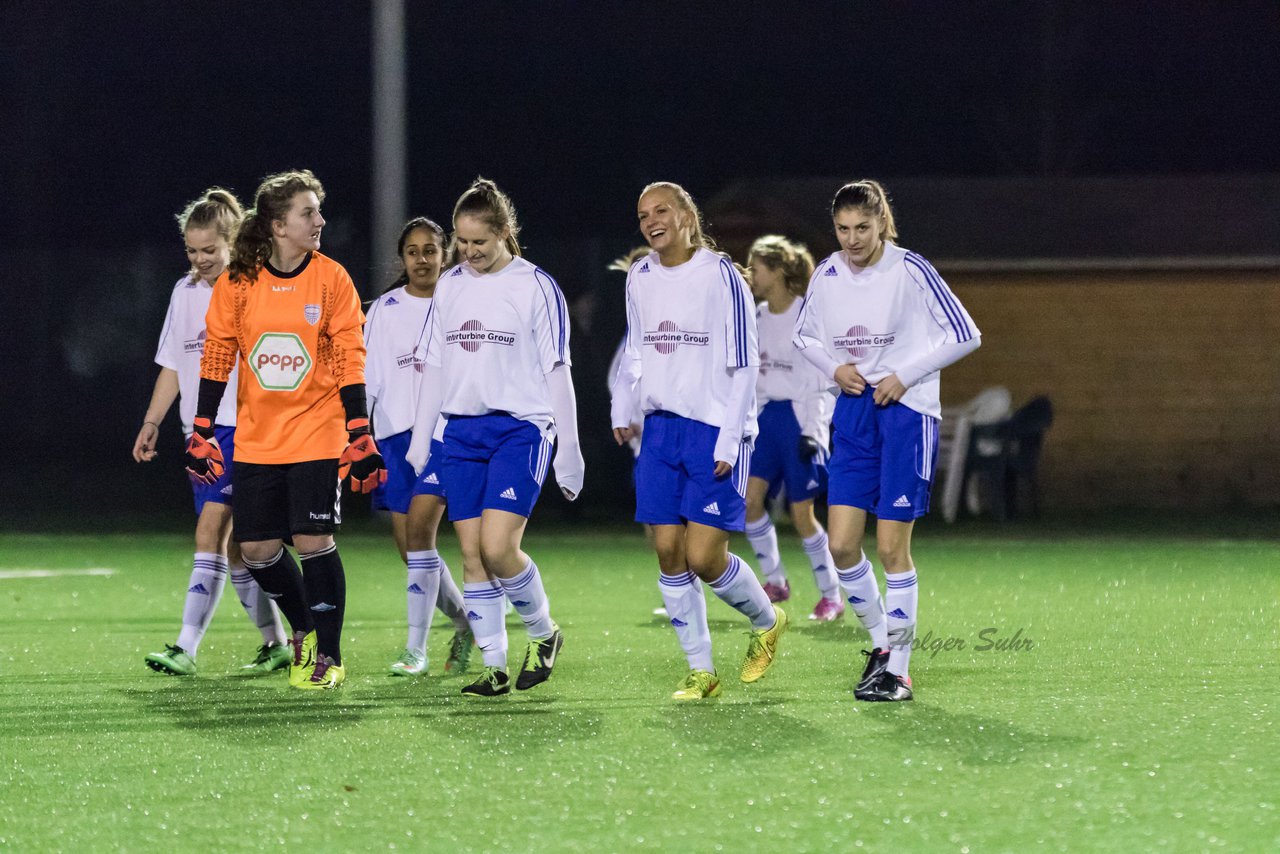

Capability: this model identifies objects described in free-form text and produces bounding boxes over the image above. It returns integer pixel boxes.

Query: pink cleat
[808,597,845,622]
[762,580,791,603]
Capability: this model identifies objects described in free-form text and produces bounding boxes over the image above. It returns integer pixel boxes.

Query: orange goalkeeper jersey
[201,252,367,464]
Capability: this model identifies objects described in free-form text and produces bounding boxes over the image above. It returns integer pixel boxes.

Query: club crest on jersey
[446,320,516,353]
[248,332,313,391]
[832,325,895,358]
[643,320,709,354]
[303,304,321,325]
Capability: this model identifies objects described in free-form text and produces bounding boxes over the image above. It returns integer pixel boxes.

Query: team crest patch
[303,304,321,325]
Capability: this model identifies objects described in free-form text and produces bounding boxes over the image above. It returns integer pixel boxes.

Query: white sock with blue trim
[230,563,286,645]
[497,559,554,640]
[708,553,776,630]
[658,571,713,671]
[836,554,888,649]
[463,580,508,668]
[177,552,228,655]
[885,569,918,678]
[406,550,443,656]
[801,527,840,602]
[744,515,787,585]
[434,559,469,631]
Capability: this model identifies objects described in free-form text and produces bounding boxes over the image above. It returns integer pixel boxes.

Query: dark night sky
[2,1,1278,521]
[4,1,1279,260]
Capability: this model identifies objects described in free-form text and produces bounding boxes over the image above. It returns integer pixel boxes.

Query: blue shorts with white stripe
[828,392,938,521]
[441,413,550,522]
[634,411,750,532]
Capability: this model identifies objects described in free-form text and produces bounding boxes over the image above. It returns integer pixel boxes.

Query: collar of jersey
[265,252,313,280]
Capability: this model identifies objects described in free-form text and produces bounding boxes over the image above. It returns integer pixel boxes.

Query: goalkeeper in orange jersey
[190,169,385,690]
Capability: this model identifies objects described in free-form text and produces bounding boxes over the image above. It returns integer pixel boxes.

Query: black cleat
[855,648,890,693]
[515,624,564,690]
[856,669,913,702]
[461,666,510,697]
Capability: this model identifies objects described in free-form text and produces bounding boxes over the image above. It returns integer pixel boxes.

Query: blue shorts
[828,392,938,521]
[749,400,827,503]
[370,430,443,514]
[191,425,236,515]
[441,413,551,522]
[410,439,447,502]
[634,411,750,532]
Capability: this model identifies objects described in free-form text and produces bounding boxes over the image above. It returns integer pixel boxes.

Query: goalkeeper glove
[185,417,225,484]
[339,418,387,493]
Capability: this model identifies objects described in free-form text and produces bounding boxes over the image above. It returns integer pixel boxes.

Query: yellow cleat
[295,656,344,690]
[288,630,317,687]
[740,605,788,683]
[672,669,722,700]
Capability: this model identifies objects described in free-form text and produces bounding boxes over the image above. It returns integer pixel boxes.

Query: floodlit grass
[0,523,1276,851]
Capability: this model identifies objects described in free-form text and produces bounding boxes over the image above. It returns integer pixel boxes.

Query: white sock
[230,563,287,645]
[744,515,787,585]
[708,553,776,630]
[497,559,554,639]
[463,581,508,668]
[885,569,918,678]
[836,555,888,649]
[177,553,228,655]
[658,571,713,671]
[434,559,469,631]
[405,550,443,656]
[801,528,840,602]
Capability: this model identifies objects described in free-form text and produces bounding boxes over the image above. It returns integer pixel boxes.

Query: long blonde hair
[639,181,718,253]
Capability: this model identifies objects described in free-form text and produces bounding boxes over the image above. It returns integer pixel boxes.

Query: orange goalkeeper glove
[339,418,387,493]
[184,417,225,484]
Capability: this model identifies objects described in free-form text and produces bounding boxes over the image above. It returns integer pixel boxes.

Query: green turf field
[1,524,1276,851]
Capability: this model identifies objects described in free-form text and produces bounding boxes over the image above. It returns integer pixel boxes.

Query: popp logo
[248,332,313,391]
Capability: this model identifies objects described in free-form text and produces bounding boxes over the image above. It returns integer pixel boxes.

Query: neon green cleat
[296,655,344,690]
[444,628,474,674]
[240,642,291,674]
[389,648,427,677]
[740,604,788,683]
[145,644,196,676]
[460,666,510,697]
[672,669,722,700]
[288,630,317,687]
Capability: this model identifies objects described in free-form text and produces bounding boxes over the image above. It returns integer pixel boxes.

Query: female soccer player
[743,235,843,622]
[137,188,289,676]
[610,182,786,701]
[189,169,385,691]
[406,178,583,698]
[364,216,472,677]
[794,179,981,701]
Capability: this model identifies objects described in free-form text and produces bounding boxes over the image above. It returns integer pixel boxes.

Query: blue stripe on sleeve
[534,267,568,362]
[905,253,972,341]
[720,258,749,367]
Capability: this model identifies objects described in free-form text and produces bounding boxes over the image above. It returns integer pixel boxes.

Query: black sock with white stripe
[241,547,313,635]
[300,545,346,665]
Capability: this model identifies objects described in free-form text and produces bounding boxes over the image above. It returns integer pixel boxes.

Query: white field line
[0,568,117,580]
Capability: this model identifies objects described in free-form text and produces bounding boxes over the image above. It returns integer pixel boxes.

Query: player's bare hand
[613,426,635,446]
[873,374,907,406]
[713,460,733,478]
[133,422,159,463]
[834,364,866,395]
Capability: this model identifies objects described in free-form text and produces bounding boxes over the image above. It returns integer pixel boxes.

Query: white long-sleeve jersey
[610,248,759,440]
[756,298,831,448]
[363,286,433,440]
[419,258,571,440]
[793,243,980,420]
[153,273,237,435]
